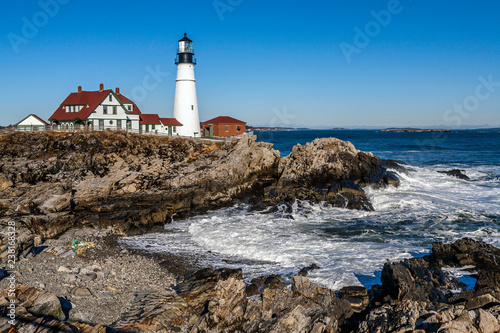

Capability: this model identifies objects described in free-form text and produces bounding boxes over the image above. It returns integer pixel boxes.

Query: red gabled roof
[31,114,49,125]
[115,93,141,114]
[50,90,112,121]
[116,93,133,104]
[160,118,183,126]
[140,114,161,125]
[49,89,141,121]
[129,104,142,114]
[203,116,246,124]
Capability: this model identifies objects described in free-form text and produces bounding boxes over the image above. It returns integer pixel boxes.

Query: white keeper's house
[16,114,49,132]
[49,84,182,135]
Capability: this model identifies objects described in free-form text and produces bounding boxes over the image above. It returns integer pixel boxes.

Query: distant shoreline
[378,128,454,133]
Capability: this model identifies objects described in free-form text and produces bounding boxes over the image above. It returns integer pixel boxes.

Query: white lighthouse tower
[173,33,201,137]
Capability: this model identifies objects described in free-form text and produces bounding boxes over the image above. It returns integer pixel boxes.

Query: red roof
[140,114,161,125]
[160,118,183,126]
[116,93,133,104]
[31,114,49,125]
[49,89,141,121]
[203,116,246,124]
[115,93,141,114]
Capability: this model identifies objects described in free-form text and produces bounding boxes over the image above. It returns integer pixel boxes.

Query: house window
[225,125,229,132]
[113,106,117,115]
[109,95,112,102]
[152,125,155,130]
[236,126,241,132]
[173,126,176,133]
[65,106,68,113]
[110,120,113,125]
[103,106,108,114]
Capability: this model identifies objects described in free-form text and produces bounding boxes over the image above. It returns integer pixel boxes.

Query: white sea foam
[443,266,478,292]
[121,164,500,290]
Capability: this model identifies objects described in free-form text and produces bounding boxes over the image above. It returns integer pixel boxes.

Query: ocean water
[121,130,500,290]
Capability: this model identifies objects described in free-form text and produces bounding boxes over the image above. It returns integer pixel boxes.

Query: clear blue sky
[1,0,499,128]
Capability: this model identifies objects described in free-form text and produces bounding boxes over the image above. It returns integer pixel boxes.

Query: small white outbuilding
[16,114,49,132]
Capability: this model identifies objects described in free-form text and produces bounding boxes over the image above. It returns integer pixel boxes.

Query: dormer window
[128,105,131,111]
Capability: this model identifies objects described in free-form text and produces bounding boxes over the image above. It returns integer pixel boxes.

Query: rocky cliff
[0,131,398,238]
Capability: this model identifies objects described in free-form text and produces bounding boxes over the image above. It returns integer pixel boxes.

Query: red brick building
[202,116,246,138]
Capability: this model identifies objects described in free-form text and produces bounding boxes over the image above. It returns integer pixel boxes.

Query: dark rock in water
[438,169,470,180]
[379,158,407,169]
[381,257,452,304]
[298,263,320,276]
[431,238,500,270]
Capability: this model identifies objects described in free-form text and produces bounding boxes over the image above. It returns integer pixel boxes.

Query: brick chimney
[99,83,104,92]
[78,85,82,93]
[115,87,120,95]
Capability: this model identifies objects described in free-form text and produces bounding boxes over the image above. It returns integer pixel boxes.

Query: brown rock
[0,285,64,320]
[466,294,499,310]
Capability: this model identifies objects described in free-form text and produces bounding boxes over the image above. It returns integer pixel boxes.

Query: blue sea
[122,130,500,290]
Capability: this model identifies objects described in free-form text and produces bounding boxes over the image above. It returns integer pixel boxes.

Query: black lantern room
[175,33,196,65]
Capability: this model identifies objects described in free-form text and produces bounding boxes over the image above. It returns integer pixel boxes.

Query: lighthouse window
[225,125,229,132]
[191,105,194,110]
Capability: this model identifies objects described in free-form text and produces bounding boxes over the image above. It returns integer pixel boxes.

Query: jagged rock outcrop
[356,238,500,333]
[117,269,353,332]
[0,132,398,238]
[263,138,399,210]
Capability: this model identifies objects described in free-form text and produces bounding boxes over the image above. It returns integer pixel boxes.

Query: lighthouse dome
[179,33,192,43]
